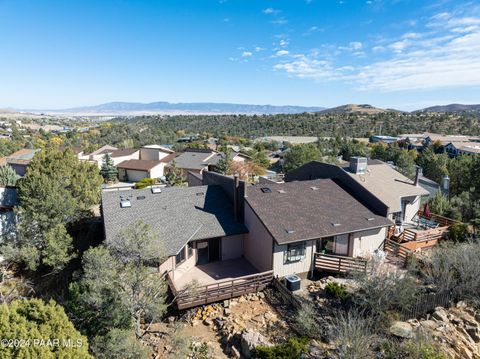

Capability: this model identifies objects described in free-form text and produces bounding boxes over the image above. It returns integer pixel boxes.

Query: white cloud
[262,7,277,14]
[254,46,264,52]
[272,9,480,92]
[279,39,289,47]
[275,50,290,56]
[242,51,253,57]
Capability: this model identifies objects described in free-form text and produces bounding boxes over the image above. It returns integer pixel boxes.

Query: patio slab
[173,258,259,289]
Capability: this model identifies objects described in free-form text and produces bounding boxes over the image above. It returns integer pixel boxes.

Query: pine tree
[0,164,19,186]
[100,153,118,183]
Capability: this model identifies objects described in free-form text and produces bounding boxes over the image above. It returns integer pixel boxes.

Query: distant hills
[11,102,480,116]
[415,104,480,114]
[36,101,326,115]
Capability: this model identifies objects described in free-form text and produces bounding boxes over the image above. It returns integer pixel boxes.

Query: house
[370,135,399,144]
[116,157,176,182]
[444,142,480,157]
[242,179,393,278]
[139,145,174,161]
[101,169,396,309]
[78,145,118,168]
[169,148,223,174]
[109,148,140,166]
[285,158,429,224]
[0,148,40,176]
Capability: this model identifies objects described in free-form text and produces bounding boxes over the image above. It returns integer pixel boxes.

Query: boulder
[240,330,272,359]
[432,307,449,323]
[389,321,414,339]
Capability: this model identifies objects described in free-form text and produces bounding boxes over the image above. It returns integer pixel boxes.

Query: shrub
[327,309,374,359]
[325,281,347,300]
[135,178,157,189]
[379,332,448,359]
[255,337,309,359]
[0,298,92,358]
[91,328,150,359]
[448,223,470,242]
[294,302,322,338]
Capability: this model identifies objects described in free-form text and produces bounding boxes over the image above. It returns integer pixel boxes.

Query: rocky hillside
[417,104,480,114]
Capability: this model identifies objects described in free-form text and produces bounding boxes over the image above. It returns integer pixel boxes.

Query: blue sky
[1,0,479,110]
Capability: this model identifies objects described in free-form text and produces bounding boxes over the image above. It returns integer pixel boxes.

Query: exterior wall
[403,195,421,222]
[243,202,273,272]
[159,245,198,281]
[124,169,148,182]
[9,163,28,176]
[272,240,315,277]
[149,164,166,179]
[351,227,387,257]
[140,148,171,161]
[187,171,203,187]
[112,152,140,166]
[221,234,243,260]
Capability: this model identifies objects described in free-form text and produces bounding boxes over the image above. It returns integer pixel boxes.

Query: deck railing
[314,253,368,274]
[383,239,414,266]
[168,270,273,310]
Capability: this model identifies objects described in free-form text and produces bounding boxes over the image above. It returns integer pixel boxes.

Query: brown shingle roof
[245,179,393,245]
[110,148,139,158]
[116,159,163,171]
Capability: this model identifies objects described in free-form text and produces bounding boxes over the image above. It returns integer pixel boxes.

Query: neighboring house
[444,142,480,157]
[0,148,40,176]
[79,145,118,168]
[169,148,223,174]
[109,148,140,166]
[116,159,173,182]
[285,158,429,224]
[370,135,399,144]
[229,152,250,163]
[0,186,17,242]
[140,145,174,161]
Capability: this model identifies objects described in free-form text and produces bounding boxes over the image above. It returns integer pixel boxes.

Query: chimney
[414,166,422,186]
[442,175,450,197]
[233,174,239,221]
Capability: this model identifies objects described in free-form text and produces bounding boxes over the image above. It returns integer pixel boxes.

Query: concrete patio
[173,258,259,290]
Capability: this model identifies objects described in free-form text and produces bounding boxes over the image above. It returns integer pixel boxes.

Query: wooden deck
[314,253,368,274]
[168,269,273,310]
[388,210,461,251]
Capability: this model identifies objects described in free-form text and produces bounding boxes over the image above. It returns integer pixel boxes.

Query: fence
[400,290,454,321]
[314,253,368,274]
[168,270,273,310]
[271,276,304,310]
[383,239,413,267]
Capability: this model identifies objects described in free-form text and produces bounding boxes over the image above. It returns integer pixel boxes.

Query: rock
[432,307,449,323]
[231,345,241,359]
[240,330,272,359]
[389,321,414,339]
[258,291,265,299]
[456,301,468,309]
[465,325,480,343]
[203,318,213,326]
[224,308,232,316]
[420,320,438,330]
[167,316,176,323]
[224,299,230,308]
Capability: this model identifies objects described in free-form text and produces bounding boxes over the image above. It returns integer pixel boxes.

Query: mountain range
[13,102,480,116]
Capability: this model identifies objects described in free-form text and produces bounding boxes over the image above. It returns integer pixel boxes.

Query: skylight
[260,187,272,193]
[285,228,295,234]
[310,186,319,190]
[277,189,286,194]
[151,187,162,194]
[120,199,132,208]
[332,223,341,227]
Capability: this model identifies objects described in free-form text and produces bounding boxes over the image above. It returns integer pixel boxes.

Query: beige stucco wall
[149,163,166,179]
[272,240,315,277]
[243,203,273,272]
[159,245,198,281]
[140,148,171,161]
[221,234,243,260]
[351,227,387,257]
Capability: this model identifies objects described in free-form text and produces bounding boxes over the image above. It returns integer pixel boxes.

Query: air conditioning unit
[285,275,301,292]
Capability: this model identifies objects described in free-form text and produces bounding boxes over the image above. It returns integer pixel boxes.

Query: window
[316,237,334,254]
[285,242,306,263]
[188,242,194,258]
[175,247,186,267]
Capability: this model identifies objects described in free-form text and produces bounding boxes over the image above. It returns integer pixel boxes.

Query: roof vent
[120,199,132,208]
[137,196,146,200]
[196,192,205,196]
[366,217,375,221]
[151,187,162,194]
[331,223,341,227]
[260,187,272,193]
[350,156,368,174]
[285,228,295,234]
[277,189,286,194]
[310,186,319,191]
